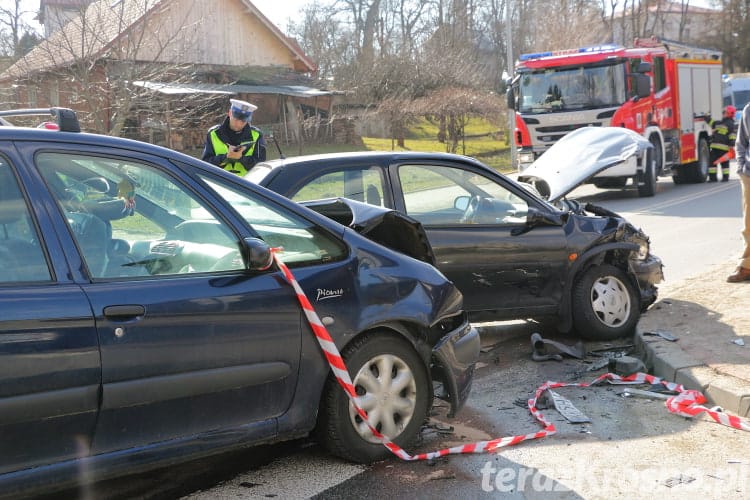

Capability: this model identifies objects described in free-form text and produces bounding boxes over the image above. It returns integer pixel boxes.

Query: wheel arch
[557,242,641,332]
[643,126,665,174]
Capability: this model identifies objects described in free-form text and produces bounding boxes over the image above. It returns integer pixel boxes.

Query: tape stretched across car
[247,126,664,341]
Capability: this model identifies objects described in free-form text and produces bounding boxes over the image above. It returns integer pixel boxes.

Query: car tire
[572,264,640,340]
[316,332,431,463]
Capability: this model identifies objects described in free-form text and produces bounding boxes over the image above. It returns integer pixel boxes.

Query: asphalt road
[50,174,747,500]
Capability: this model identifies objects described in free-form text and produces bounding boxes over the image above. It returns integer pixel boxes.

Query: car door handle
[103,305,146,319]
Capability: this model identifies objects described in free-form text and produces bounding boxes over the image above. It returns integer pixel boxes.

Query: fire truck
[507,37,723,197]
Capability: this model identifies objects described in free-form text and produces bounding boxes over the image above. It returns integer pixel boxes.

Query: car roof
[262,150,487,167]
[0,126,202,164]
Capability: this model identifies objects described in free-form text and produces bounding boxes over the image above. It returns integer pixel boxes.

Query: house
[0,0,332,151]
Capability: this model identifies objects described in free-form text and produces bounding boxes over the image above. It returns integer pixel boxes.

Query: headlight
[519,152,535,164]
[636,240,649,260]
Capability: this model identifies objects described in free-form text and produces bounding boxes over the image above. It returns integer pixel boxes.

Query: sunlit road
[566,174,743,286]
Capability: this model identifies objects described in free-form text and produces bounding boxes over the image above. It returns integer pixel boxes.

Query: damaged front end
[570,203,664,311]
[303,196,480,417]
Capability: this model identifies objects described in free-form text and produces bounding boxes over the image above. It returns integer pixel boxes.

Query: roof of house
[1,0,315,81]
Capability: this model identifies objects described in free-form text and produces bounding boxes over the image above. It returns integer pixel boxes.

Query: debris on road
[530,333,585,361]
[643,329,679,341]
[545,389,592,423]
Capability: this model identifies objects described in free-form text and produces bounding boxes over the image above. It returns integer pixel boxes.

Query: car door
[33,151,306,454]
[390,162,570,315]
[0,156,100,475]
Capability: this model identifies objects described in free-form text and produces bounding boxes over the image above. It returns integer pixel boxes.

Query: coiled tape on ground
[273,251,750,461]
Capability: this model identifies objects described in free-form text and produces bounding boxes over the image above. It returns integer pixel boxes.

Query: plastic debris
[661,474,695,487]
[731,338,745,346]
[643,329,678,341]
[530,333,585,361]
[545,389,591,423]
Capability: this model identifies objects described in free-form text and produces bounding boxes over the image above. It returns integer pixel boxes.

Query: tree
[0,0,41,58]
[4,0,220,139]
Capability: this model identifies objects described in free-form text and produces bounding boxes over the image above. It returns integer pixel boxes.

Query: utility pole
[505,0,516,171]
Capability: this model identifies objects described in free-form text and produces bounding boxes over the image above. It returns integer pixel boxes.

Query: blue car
[0,109,478,496]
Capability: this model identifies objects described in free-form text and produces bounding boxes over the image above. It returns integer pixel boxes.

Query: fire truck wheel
[572,264,640,340]
[672,169,687,184]
[637,152,656,197]
[690,137,710,183]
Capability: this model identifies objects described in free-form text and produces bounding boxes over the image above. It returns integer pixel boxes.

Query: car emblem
[316,288,343,301]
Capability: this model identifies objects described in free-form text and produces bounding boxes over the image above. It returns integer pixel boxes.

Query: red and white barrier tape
[272,251,750,461]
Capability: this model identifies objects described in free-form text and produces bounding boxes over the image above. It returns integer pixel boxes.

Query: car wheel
[572,264,640,340]
[316,332,431,463]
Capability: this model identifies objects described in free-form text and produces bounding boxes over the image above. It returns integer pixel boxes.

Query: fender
[556,241,640,332]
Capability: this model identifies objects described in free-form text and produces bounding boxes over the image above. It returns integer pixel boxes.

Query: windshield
[518,62,627,113]
[732,90,750,113]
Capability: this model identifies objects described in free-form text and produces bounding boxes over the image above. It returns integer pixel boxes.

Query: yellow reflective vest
[209,128,260,175]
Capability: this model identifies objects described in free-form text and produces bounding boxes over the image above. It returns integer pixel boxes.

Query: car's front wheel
[316,332,431,463]
[572,264,640,340]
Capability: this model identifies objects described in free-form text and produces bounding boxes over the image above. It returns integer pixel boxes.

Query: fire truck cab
[508,37,723,197]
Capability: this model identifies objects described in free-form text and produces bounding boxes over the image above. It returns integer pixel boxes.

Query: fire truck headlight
[519,152,535,164]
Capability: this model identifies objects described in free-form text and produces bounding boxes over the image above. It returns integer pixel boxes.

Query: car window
[397,164,528,225]
[200,175,348,267]
[36,152,242,279]
[291,166,385,207]
[0,157,52,283]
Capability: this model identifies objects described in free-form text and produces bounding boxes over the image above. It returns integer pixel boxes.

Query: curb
[635,327,750,417]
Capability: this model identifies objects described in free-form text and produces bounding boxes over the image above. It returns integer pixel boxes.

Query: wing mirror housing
[242,237,273,271]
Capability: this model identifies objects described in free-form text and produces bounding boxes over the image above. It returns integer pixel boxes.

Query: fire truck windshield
[517,63,627,113]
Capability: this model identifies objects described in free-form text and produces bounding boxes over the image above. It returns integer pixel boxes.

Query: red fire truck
[508,37,723,196]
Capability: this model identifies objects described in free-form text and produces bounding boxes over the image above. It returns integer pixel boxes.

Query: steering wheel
[460,195,483,224]
[210,249,244,272]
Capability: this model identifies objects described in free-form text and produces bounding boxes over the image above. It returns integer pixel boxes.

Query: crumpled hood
[300,197,437,265]
[517,127,653,202]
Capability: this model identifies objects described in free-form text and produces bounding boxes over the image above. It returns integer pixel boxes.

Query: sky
[17,0,310,34]
[252,0,309,31]
[19,0,717,35]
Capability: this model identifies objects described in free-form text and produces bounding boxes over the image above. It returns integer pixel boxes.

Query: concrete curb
[635,327,750,417]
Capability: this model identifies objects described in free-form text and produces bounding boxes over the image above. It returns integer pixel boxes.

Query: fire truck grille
[535,122,603,133]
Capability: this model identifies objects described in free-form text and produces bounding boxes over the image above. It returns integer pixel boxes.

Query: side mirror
[634,74,650,98]
[527,207,563,226]
[241,237,273,271]
[506,87,516,109]
[636,61,651,73]
[454,195,470,211]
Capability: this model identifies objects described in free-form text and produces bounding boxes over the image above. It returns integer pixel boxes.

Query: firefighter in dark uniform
[202,99,266,175]
[706,105,737,182]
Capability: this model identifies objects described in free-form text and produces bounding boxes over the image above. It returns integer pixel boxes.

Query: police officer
[202,99,266,175]
[706,105,737,182]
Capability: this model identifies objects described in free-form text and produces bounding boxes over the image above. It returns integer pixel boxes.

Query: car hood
[517,127,653,202]
[300,197,437,266]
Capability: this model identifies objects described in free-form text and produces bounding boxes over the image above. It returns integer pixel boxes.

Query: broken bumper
[631,253,664,311]
[431,314,480,417]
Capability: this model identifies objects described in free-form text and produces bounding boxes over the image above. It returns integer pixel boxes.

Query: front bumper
[631,253,664,311]
[431,315,480,417]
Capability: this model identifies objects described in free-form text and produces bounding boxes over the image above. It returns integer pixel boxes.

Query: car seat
[0,167,50,281]
[365,184,381,206]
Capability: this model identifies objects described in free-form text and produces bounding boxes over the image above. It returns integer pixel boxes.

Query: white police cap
[229,98,257,121]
